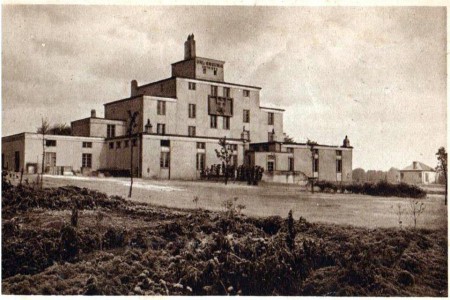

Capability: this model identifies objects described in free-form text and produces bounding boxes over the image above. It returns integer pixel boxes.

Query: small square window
[188,82,196,90]
[197,142,205,149]
[161,140,170,147]
[46,140,57,147]
[82,141,92,148]
[109,142,114,149]
[243,90,250,97]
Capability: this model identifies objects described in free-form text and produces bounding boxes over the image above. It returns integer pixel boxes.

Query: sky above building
[2,5,447,171]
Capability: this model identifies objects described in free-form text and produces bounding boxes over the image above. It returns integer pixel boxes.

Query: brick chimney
[413,161,418,169]
[184,34,196,60]
[91,109,96,118]
[131,80,138,97]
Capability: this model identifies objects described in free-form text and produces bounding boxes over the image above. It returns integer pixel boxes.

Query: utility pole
[127,110,139,198]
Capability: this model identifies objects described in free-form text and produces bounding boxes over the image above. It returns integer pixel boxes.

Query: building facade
[2,35,353,183]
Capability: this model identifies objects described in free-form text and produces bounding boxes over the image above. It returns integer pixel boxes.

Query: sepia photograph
[1,2,448,296]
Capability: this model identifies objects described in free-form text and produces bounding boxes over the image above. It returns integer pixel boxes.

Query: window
[289,157,294,172]
[160,152,170,168]
[82,153,92,168]
[188,126,196,137]
[267,161,274,172]
[232,155,238,167]
[82,141,92,148]
[401,173,404,180]
[287,147,294,153]
[203,67,206,74]
[196,153,205,170]
[268,112,274,125]
[189,104,196,118]
[213,68,217,76]
[243,90,250,97]
[107,124,116,138]
[116,141,121,149]
[211,85,218,96]
[241,130,250,141]
[210,115,217,128]
[313,157,319,173]
[223,87,230,97]
[124,140,129,148]
[188,82,196,90]
[336,150,342,156]
[229,144,238,152]
[132,139,137,147]
[268,132,274,142]
[223,116,230,130]
[197,142,205,149]
[109,142,114,149]
[157,100,166,115]
[46,140,56,147]
[243,110,250,123]
[336,159,342,173]
[44,152,56,168]
[157,123,166,135]
[161,140,170,147]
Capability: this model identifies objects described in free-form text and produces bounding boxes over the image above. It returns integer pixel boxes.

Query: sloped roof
[401,161,435,172]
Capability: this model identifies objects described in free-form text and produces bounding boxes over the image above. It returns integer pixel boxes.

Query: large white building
[2,35,353,184]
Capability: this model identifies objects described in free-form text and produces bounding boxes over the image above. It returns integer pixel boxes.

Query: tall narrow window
[268,112,274,125]
[267,161,274,172]
[188,126,196,137]
[223,116,230,130]
[268,132,274,142]
[213,68,217,76]
[82,153,92,168]
[107,124,116,138]
[223,87,230,97]
[157,100,166,115]
[336,159,342,173]
[160,152,170,168]
[243,90,250,97]
[313,157,319,173]
[232,154,238,167]
[189,104,196,118]
[188,82,196,90]
[157,123,166,135]
[210,115,217,128]
[203,67,206,74]
[289,157,294,171]
[211,85,218,96]
[196,153,205,170]
[243,110,250,123]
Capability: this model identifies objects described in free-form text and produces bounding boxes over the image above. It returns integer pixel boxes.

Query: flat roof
[171,56,226,65]
[137,76,262,90]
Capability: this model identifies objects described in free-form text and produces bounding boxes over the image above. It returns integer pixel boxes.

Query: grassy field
[19,174,448,229]
[2,182,447,296]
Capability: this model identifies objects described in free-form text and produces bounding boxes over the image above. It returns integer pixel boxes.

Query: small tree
[127,110,139,198]
[307,139,318,193]
[286,210,296,250]
[37,118,50,189]
[409,199,425,229]
[215,136,234,185]
[436,147,447,205]
[49,123,71,135]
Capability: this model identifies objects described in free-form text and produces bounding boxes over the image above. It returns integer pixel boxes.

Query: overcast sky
[2,5,447,170]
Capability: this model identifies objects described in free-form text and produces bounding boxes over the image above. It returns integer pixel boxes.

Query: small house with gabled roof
[400,161,436,185]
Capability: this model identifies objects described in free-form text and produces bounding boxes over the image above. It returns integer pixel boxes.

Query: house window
[44,152,56,167]
[203,67,206,74]
[289,157,294,171]
[124,140,129,148]
[268,112,274,125]
[188,126,196,137]
[109,142,114,149]
[197,142,205,149]
[116,141,121,149]
[196,153,205,170]
[313,157,319,173]
[419,173,422,179]
[336,150,342,156]
[223,116,230,130]
[210,115,217,128]
[157,123,166,135]
[268,132,274,142]
[232,154,238,167]
[132,139,137,147]
[82,153,92,168]
[229,144,238,152]
[211,85,218,96]
[287,147,294,153]
[188,82,196,90]
[160,152,170,168]
[213,68,217,76]
[336,159,342,173]
[267,161,274,172]
[157,100,166,115]
[107,124,116,138]
[82,141,92,148]
[243,110,250,123]
[243,90,250,97]
[223,87,230,97]
[401,173,404,180]
[161,140,170,147]
[46,140,57,147]
[189,104,196,118]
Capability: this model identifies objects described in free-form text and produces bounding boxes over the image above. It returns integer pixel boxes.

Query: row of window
[188,82,250,98]
[267,156,343,173]
[45,140,93,148]
[109,139,137,149]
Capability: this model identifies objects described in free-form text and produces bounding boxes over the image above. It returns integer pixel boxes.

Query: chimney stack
[413,161,418,169]
[131,80,138,97]
[184,34,196,60]
[91,109,96,118]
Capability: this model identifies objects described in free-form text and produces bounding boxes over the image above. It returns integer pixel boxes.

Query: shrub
[103,227,127,249]
[60,225,79,262]
[397,271,415,286]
